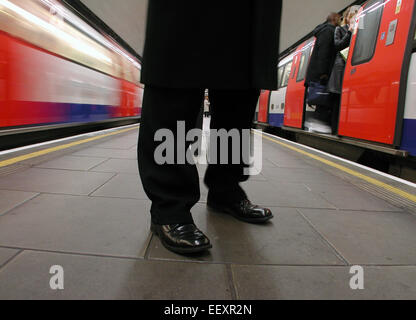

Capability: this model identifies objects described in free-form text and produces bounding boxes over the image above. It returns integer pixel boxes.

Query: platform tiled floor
[0,123,416,300]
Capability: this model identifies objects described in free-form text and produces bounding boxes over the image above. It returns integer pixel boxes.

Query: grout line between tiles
[0,249,24,271]
[226,264,238,300]
[296,208,350,266]
[87,173,118,196]
[0,193,42,217]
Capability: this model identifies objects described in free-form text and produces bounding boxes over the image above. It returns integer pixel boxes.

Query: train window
[291,66,297,79]
[297,46,311,82]
[281,62,293,88]
[351,0,384,66]
[278,66,284,89]
[413,29,416,51]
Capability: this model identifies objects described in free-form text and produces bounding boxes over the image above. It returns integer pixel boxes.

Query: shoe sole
[151,226,212,255]
[207,203,274,224]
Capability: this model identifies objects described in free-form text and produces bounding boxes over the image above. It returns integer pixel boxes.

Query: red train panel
[257,90,271,123]
[284,41,310,128]
[339,0,416,145]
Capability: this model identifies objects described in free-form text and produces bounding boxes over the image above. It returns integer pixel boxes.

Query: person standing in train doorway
[304,12,341,134]
[138,1,282,254]
[327,7,358,135]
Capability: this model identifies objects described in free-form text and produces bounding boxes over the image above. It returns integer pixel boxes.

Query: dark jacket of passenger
[327,25,352,94]
[141,0,282,90]
[305,23,337,86]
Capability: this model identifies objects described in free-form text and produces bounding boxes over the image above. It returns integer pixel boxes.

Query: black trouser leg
[330,93,341,135]
[314,105,332,123]
[138,86,205,225]
[204,89,260,204]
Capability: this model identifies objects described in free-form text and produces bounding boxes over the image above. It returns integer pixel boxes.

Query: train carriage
[257,0,416,160]
[0,0,143,133]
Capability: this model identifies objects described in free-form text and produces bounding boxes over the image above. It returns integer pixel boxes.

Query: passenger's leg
[314,104,332,124]
[204,89,260,204]
[330,93,341,135]
[138,86,205,225]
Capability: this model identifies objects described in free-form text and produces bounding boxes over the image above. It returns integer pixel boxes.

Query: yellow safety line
[0,126,139,168]
[256,132,416,203]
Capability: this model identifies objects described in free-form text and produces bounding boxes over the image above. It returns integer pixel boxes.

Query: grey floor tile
[148,205,344,265]
[35,156,107,171]
[267,157,313,169]
[241,180,335,209]
[0,190,38,216]
[300,208,416,265]
[94,137,138,150]
[0,248,19,267]
[0,168,114,195]
[91,159,139,174]
[260,166,348,185]
[305,184,403,212]
[0,251,231,300]
[91,174,148,200]
[71,147,137,160]
[232,265,416,300]
[261,147,306,162]
[260,158,279,168]
[0,194,151,258]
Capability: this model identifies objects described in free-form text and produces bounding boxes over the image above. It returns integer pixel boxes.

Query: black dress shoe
[207,199,274,224]
[151,223,212,254]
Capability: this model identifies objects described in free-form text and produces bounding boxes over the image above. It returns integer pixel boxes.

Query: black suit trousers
[138,86,260,225]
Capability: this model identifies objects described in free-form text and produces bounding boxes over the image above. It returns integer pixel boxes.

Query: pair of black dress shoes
[151,198,273,255]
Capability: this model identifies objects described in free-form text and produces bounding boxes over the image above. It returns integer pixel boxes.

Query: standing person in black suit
[304,12,341,134]
[138,1,282,254]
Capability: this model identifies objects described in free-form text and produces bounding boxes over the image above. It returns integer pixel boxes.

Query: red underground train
[256,0,416,169]
[0,0,143,135]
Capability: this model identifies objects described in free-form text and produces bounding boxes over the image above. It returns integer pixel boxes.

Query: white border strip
[0,124,140,157]
[254,129,416,189]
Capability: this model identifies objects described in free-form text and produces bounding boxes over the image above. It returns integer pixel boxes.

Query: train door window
[281,62,293,87]
[278,66,284,89]
[291,65,297,79]
[297,46,312,82]
[351,0,384,66]
[413,29,416,51]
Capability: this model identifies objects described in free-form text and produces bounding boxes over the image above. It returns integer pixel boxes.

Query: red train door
[339,0,416,145]
[257,90,271,123]
[284,41,312,128]
[0,33,6,128]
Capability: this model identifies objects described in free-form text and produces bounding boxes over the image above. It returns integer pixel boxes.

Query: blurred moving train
[256,0,416,159]
[0,0,143,134]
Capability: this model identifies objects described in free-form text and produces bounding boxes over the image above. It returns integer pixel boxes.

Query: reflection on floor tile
[0,251,231,300]
[0,194,151,258]
[300,208,416,265]
[0,168,114,195]
[233,265,416,300]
